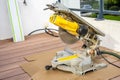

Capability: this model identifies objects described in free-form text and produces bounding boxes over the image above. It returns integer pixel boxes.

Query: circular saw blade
[59,28,79,44]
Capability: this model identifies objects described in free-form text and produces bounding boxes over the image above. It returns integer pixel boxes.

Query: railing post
[58,0,61,3]
[97,0,104,20]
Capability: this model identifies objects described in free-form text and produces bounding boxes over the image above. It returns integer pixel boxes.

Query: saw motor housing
[45,2,107,75]
[50,13,100,50]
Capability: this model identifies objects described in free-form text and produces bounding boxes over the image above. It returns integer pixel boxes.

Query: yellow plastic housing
[49,14,79,35]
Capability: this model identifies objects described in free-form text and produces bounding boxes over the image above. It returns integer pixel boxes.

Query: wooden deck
[0,33,119,80]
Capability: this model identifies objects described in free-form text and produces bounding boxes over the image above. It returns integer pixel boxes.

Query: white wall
[18,0,57,35]
[0,0,56,40]
[0,0,12,40]
[0,0,81,40]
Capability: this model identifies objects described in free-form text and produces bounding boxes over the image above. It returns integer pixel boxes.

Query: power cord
[28,29,45,36]
[101,54,120,68]
[96,48,120,68]
[44,28,59,37]
[28,28,59,37]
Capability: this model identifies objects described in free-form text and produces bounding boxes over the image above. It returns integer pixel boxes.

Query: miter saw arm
[49,14,89,37]
[47,2,104,49]
[44,2,108,75]
[50,14,79,36]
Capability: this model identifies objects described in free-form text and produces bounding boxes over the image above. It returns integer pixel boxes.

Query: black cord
[28,29,45,36]
[100,50,120,59]
[28,28,59,37]
[96,48,120,68]
[45,28,59,37]
[100,54,120,68]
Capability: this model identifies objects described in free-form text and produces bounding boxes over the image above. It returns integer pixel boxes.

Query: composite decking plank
[0,40,64,61]
[0,39,60,59]
[0,42,81,69]
[0,33,81,80]
[3,73,30,80]
[0,61,26,72]
[0,34,57,50]
[0,34,50,48]
[0,57,25,66]
[109,75,120,80]
[0,67,25,79]
[0,36,57,52]
[0,42,81,73]
[0,38,59,56]
[113,60,120,67]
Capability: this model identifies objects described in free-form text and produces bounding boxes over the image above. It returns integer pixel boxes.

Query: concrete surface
[82,17,120,52]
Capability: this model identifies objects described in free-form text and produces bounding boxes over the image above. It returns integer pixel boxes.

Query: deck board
[0,67,24,79]
[0,33,119,80]
[0,33,66,80]
[0,40,64,61]
[0,37,59,56]
[3,73,30,80]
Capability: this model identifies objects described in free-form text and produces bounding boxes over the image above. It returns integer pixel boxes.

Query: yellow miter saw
[44,2,107,75]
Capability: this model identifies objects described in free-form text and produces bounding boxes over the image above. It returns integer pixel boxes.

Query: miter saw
[44,2,107,75]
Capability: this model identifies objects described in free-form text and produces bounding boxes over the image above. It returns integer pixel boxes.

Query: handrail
[70,8,120,15]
